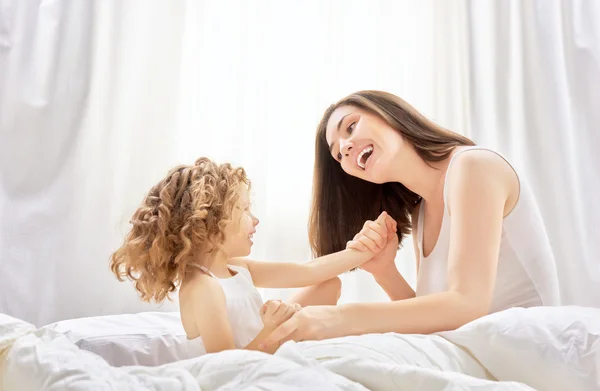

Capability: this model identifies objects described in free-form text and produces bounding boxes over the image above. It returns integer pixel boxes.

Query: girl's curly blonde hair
[110,157,250,303]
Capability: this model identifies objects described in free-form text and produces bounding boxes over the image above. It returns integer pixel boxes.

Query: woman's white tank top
[187,264,264,354]
[415,147,561,313]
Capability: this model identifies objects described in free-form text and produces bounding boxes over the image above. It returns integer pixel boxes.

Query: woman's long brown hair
[309,90,475,258]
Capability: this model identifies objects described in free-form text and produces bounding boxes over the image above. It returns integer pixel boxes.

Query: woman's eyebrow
[328,114,350,153]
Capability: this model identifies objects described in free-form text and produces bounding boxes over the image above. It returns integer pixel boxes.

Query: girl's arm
[230,212,395,289]
[189,276,291,354]
[262,151,514,345]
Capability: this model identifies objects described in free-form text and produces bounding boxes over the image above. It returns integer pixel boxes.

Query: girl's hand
[260,305,342,351]
[346,211,397,253]
[260,300,301,329]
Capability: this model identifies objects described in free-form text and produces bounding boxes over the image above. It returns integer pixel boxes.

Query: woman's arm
[351,233,415,301]
[245,300,298,354]
[347,206,419,301]
[372,262,416,301]
[373,203,421,301]
[262,151,513,344]
[231,212,395,289]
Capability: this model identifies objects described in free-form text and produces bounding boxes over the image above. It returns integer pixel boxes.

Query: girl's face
[324,105,406,184]
[222,187,259,258]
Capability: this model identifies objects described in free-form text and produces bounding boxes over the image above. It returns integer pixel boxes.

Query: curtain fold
[1,0,598,326]
[462,0,600,306]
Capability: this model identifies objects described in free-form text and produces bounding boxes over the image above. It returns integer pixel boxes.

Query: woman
[262,90,560,348]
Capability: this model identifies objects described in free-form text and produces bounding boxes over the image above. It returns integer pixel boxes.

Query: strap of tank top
[416,147,478,252]
[442,146,482,208]
[416,201,425,253]
[188,263,216,278]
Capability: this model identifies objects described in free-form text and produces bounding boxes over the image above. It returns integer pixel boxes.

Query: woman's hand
[359,234,399,276]
[346,211,399,276]
[346,211,397,253]
[260,305,342,351]
[260,300,301,330]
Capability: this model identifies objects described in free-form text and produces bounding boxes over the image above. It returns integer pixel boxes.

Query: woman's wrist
[371,263,400,282]
[328,304,355,338]
[372,264,415,301]
[336,302,370,337]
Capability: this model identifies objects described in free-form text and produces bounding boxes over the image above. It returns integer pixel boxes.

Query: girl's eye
[337,152,342,160]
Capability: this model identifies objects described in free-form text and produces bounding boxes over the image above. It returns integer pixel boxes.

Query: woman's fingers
[261,316,299,351]
[361,222,386,249]
[367,220,387,238]
[375,211,388,226]
[385,215,397,239]
[284,304,296,320]
[356,233,380,252]
[347,240,369,252]
[350,212,397,252]
[261,300,274,314]
[265,299,281,315]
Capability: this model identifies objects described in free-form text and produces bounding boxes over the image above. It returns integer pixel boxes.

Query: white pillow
[42,312,204,366]
[0,313,36,355]
[438,306,600,391]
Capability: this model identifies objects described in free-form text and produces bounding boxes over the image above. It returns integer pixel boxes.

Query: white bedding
[1,306,598,391]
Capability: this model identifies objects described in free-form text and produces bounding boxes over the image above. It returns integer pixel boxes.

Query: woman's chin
[362,167,384,184]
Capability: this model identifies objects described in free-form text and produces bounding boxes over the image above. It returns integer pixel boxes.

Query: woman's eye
[347,122,356,134]
[337,152,342,160]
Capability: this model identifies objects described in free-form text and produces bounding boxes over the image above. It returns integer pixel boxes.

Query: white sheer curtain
[1,0,598,327]
[460,0,600,307]
[0,0,436,326]
[0,0,190,325]
[175,0,439,304]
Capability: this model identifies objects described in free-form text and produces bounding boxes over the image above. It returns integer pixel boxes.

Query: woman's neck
[390,146,459,203]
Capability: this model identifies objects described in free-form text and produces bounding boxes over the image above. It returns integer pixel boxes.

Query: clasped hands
[259,211,398,352]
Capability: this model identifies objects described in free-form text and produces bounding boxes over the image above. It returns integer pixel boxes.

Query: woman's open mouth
[357,145,374,170]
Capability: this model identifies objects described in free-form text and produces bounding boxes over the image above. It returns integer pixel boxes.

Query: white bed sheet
[1,306,598,391]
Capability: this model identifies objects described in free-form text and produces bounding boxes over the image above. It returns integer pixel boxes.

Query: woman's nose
[339,138,354,157]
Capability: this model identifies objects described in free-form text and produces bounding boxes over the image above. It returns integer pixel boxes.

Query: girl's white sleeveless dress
[187,264,264,354]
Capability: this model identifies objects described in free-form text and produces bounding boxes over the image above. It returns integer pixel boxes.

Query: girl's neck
[201,249,234,278]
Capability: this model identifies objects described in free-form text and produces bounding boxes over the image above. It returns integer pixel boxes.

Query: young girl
[110,157,395,354]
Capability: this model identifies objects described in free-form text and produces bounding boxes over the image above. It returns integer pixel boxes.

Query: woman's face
[325,105,405,184]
